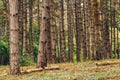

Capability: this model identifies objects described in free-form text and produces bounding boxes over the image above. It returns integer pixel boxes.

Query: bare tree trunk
[92,0,101,60]
[9,0,20,75]
[18,0,23,48]
[84,0,91,60]
[102,0,112,59]
[50,0,56,63]
[29,0,34,55]
[75,0,83,62]
[37,0,51,68]
[83,0,87,60]
[23,0,28,54]
[59,0,66,62]
[67,0,74,62]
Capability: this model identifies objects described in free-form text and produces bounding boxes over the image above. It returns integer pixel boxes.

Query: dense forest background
[0,0,120,75]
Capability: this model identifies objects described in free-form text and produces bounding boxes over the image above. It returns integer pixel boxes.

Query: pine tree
[9,0,20,74]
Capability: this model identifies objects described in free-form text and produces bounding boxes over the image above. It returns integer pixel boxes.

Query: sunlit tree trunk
[9,0,20,74]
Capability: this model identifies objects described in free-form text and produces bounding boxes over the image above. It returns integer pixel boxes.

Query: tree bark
[29,0,34,55]
[59,0,66,62]
[67,0,74,62]
[37,0,51,68]
[22,0,28,54]
[50,0,56,63]
[9,0,20,75]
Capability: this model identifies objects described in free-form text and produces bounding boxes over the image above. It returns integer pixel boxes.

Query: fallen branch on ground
[96,61,120,66]
[21,66,60,74]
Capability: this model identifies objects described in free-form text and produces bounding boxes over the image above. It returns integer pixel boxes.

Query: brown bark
[102,0,112,59]
[21,66,59,74]
[22,0,27,53]
[59,0,66,62]
[67,0,74,62]
[96,61,120,66]
[37,0,51,68]
[18,0,23,48]
[83,0,87,60]
[84,0,91,60]
[9,0,20,75]
[92,0,101,59]
[29,0,34,55]
[50,0,56,63]
[75,0,82,62]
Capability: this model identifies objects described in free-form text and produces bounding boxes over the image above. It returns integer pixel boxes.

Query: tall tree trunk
[18,0,23,48]
[102,0,112,59]
[75,0,82,62]
[29,0,34,55]
[37,0,51,68]
[50,0,56,63]
[93,0,101,59]
[59,0,66,62]
[83,0,87,60]
[23,0,27,54]
[9,0,20,74]
[84,0,91,60]
[67,0,74,62]
[110,0,113,58]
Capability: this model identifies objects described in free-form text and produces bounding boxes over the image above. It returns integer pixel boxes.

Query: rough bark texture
[18,0,23,44]
[59,0,66,62]
[102,0,112,59]
[83,0,87,60]
[84,0,90,59]
[75,0,82,62]
[9,0,20,75]
[23,0,27,53]
[29,0,34,55]
[37,0,50,68]
[50,0,56,63]
[67,0,74,62]
[93,0,101,60]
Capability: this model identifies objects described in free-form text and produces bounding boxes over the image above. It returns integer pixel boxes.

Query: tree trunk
[84,0,91,60]
[67,0,74,62]
[75,0,82,62]
[9,0,20,75]
[59,0,66,62]
[92,0,101,59]
[37,0,51,68]
[29,0,34,55]
[50,0,56,63]
[102,0,112,59]
[23,0,28,54]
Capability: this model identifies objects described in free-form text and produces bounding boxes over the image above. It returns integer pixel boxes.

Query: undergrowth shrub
[0,41,9,65]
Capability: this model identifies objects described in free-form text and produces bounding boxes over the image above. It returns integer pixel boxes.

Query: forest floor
[0,59,120,80]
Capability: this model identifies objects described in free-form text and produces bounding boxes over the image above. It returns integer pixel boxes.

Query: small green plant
[0,41,9,65]
[20,56,33,66]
